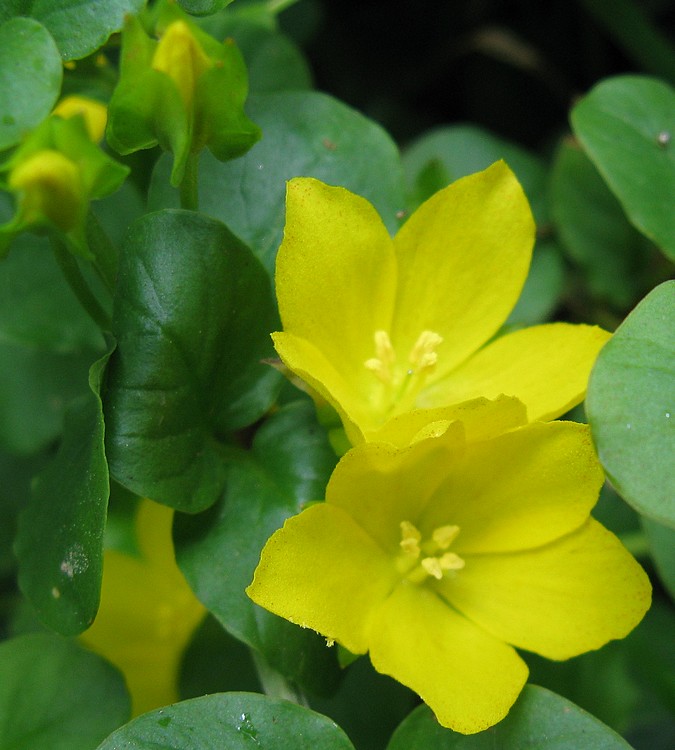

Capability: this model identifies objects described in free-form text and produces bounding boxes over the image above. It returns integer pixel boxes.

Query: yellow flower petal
[247,503,398,655]
[439,519,651,660]
[422,323,611,421]
[392,161,535,378]
[53,95,108,142]
[368,583,528,734]
[419,421,604,554]
[367,394,527,447]
[80,500,205,716]
[276,177,397,396]
[326,424,466,555]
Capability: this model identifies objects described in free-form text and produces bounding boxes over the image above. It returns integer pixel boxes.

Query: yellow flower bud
[53,95,108,142]
[8,149,83,232]
[151,20,212,110]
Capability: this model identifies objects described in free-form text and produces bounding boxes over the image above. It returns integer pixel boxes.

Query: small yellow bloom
[80,499,205,716]
[53,95,108,142]
[247,411,650,734]
[273,162,611,446]
[151,21,212,111]
[8,149,82,233]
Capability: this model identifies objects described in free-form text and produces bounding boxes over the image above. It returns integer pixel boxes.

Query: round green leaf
[96,692,355,750]
[387,685,632,749]
[401,124,549,224]
[16,342,113,635]
[0,633,130,750]
[587,281,675,526]
[179,0,235,15]
[571,75,675,261]
[174,401,341,696]
[0,16,62,150]
[149,90,405,275]
[550,139,647,308]
[17,0,144,60]
[104,209,281,512]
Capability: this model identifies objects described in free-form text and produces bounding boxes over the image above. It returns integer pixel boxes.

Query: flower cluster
[248,162,651,733]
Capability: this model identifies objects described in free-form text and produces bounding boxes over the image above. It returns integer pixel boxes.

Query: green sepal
[0,115,129,258]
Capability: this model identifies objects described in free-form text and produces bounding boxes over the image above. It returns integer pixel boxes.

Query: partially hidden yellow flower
[53,95,108,142]
[80,499,205,716]
[247,405,651,734]
[273,162,611,447]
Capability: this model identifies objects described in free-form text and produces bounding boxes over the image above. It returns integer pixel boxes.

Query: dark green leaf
[387,685,633,749]
[104,209,280,512]
[196,15,312,93]
[11,0,145,61]
[571,75,675,261]
[16,341,113,635]
[0,340,98,454]
[587,281,675,525]
[550,138,648,308]
[0,233,103,351]
[149,91,405,274]
[175,401,341,696]
[0,17,62,150]
[96,692,355,750]
[0,633,130,750]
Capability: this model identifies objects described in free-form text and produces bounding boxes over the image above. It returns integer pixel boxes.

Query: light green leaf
[387,685,633,749]
[179,0,235,15]
[149,90,405,275]
[587,281,675,526]
[0,633,130,750]
[104,209,280,512]
[96,692,355,750]
[550,138,647,308]
[9,0,145,61]
[0,16,62,150]
[174,401,341,696]
[16,341,113,635]
[571,75,675,261]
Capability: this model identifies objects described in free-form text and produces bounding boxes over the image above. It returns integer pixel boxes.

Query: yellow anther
[432,524,461,550]
[399,520,421,557]
[364,330,396,383]
[421,557,444,580]
[438,552,465,571]
[408,330,443,370]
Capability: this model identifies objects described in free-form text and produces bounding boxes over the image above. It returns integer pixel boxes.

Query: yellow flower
[247,407,650,734]
[273,162,610,446]
[80,499,205,716]
[53,95,108,142]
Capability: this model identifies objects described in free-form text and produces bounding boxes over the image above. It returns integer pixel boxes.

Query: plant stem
[179,153,200,211]
[251,650,311,708]
[51,235,112,331]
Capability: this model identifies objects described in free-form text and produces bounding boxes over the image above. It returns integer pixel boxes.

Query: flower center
[364,330,443,416]
[397,520,465,584]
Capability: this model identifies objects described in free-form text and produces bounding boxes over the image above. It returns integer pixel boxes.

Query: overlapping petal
[391,161,534,376]
[438,519,651,659]
[419,421,605,554]
[421,323,611,421]
[247,503,398,655]
[368,584,528,735]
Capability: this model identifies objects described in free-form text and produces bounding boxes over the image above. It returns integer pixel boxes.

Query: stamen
[421,557,444,580]
[364,330,396,383]
[399,520,421,557]
[432,524,461,550]
[408,331,443,371]
[438,552,465,571]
